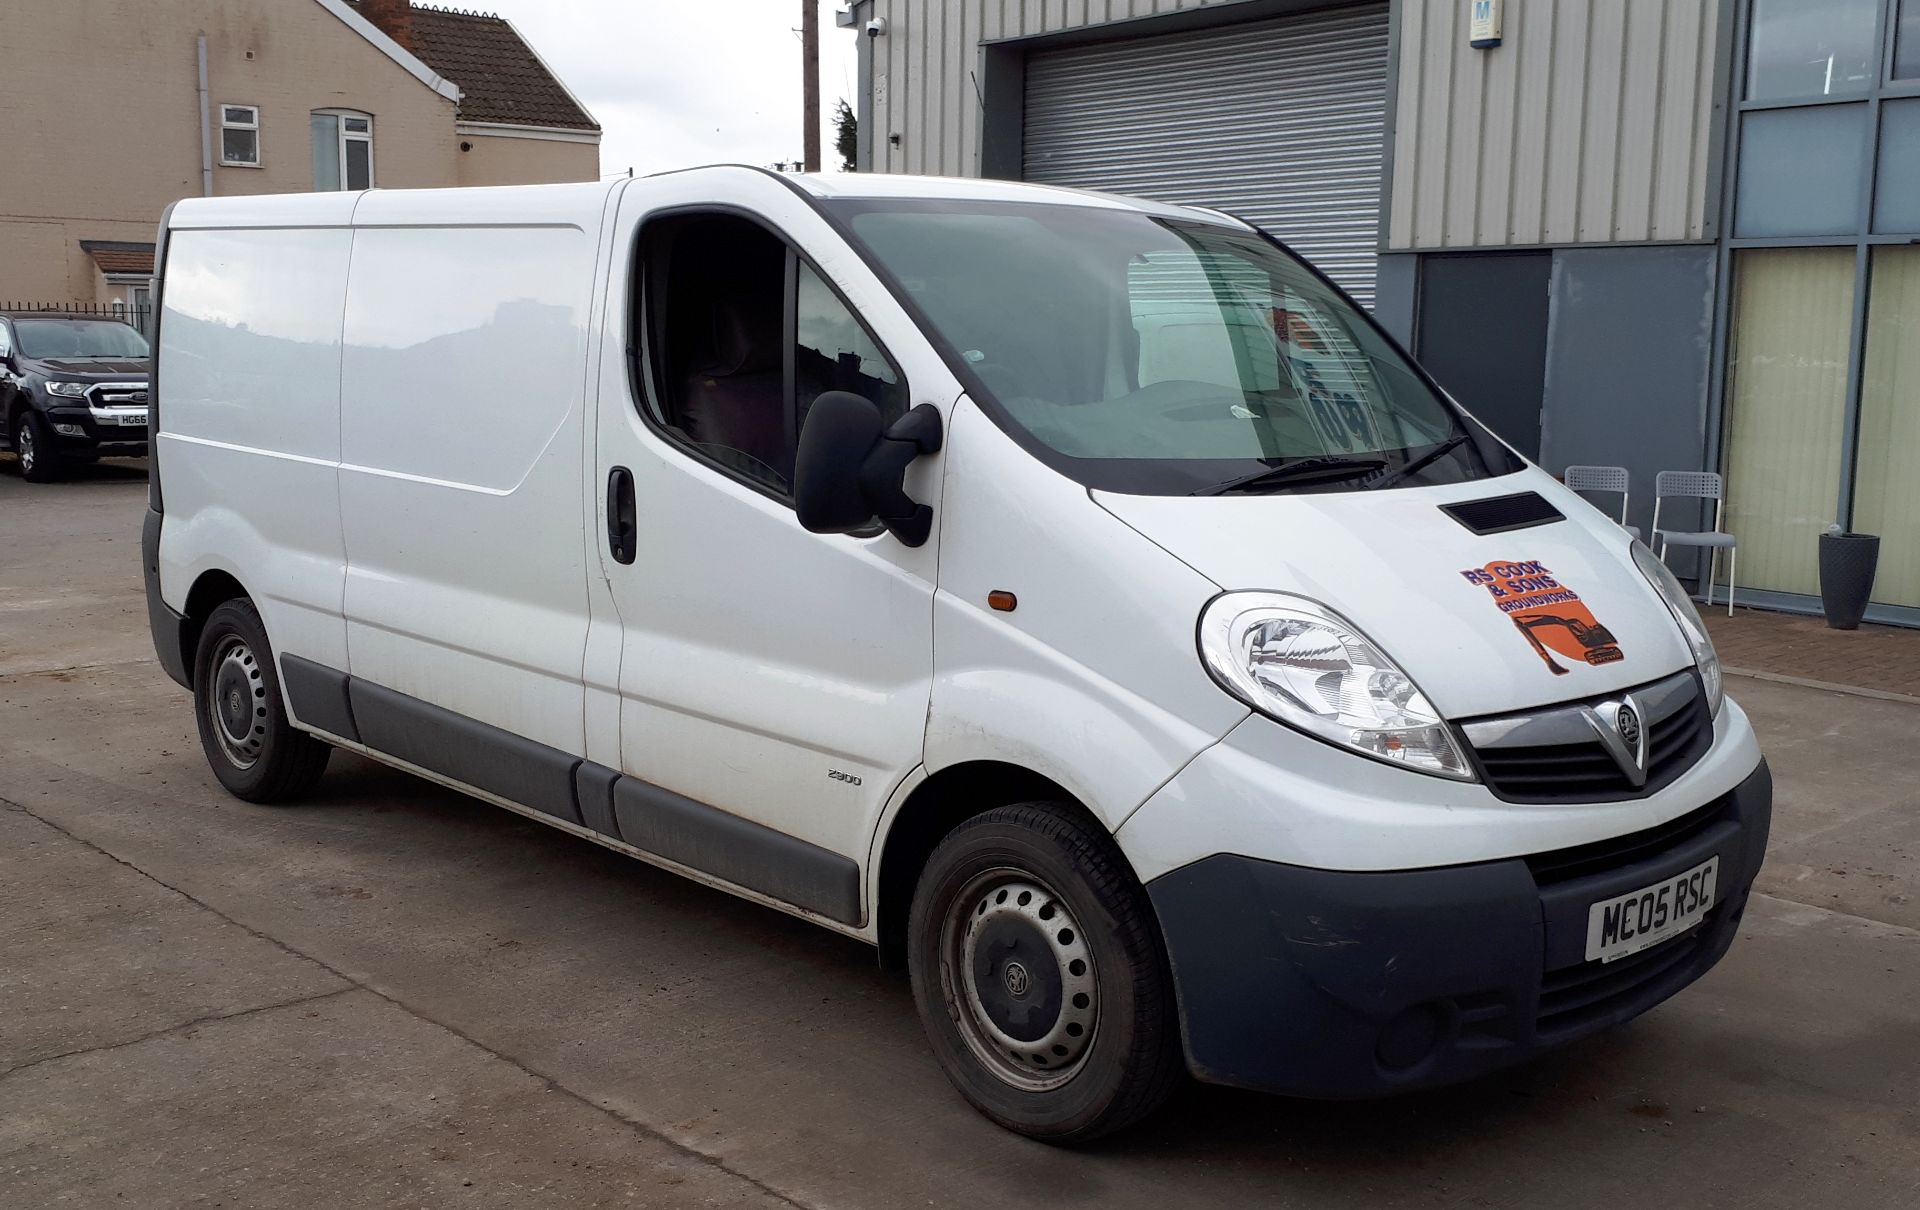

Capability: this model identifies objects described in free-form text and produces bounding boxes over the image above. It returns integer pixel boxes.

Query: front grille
[1536,917,1712,1034]
[1523,797,1726,886]
[84,381,149,407]
[1462,671,1712,803]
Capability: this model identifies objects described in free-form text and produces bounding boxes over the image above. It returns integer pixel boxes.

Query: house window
[220,105,261,167]
[310,110,374,191]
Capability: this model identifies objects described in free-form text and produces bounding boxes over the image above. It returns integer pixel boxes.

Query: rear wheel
[908,804,1183,1143]
[14,411,64,482]
[192,598,330,802]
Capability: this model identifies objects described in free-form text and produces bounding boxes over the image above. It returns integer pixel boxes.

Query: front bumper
[1146,759,1772,1098]
[44,404,150,456]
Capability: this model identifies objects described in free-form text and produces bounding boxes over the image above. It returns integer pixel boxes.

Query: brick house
[0,0,600,309]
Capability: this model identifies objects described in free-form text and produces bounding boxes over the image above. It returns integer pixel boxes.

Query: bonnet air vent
[1439,491,1565,536]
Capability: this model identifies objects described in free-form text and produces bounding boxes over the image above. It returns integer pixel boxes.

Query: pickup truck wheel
[14,411,64,482]
[192,599,330,802]
[908,804,1182,1143]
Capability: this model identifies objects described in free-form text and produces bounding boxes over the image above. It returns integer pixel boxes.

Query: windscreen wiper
[1189,455,1388,497]
[1369,433,1469,490]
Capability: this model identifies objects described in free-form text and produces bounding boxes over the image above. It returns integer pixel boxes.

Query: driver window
[645,214,792,491]
[640,213,906,497]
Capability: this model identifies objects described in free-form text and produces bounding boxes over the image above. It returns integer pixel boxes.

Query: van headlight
[1198,592,1474,780]
[45,381,91,398]
[1631,541,1724,717]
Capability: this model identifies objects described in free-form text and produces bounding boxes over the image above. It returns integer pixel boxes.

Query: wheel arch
[176,567,251,677]
[873,760,1113,970]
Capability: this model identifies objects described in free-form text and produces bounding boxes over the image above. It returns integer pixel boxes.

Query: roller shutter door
[1023,3,1390,306]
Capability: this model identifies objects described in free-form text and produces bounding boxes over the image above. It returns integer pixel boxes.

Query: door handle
[606,465,636,564]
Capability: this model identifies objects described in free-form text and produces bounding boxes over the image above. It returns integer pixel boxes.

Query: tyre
[907,803,1183,1142]
[192,598,330,802]
[14,411,65,482]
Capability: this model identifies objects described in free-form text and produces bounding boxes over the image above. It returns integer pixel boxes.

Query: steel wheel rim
[205,634,268,769]
[940,867,1100,1092]
[16,422,34,474]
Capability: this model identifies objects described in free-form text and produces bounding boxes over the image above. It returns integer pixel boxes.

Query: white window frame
[313,109,375,190]
[219,104,261,167]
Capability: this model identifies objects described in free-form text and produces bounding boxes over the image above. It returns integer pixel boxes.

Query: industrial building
[846,0,1919,623]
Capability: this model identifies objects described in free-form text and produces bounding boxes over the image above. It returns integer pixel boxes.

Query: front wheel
[192,598,331,802]
[907,804,1183,1142]
[14,411,64,482]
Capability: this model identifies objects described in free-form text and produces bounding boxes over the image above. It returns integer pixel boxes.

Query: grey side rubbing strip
[279,654,359,742]
[613,778,863,925]
[349,679,581,825]
[296,671,860,923]
[574,761,621,840]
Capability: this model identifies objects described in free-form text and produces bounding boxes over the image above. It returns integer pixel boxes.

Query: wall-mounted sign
[1470,0,1503,49]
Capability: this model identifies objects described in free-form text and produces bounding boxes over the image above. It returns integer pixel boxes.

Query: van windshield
[834,199,1515,495]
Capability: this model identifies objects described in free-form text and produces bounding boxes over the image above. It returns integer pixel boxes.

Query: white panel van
[144,169,1770,1142]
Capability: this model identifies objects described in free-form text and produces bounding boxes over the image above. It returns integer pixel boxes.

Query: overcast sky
[480,0,862,177]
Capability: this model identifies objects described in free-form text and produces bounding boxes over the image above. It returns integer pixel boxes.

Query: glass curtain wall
[1723,0,1920,613]
[1854,247,1920,606]
[1725,250,1853,595]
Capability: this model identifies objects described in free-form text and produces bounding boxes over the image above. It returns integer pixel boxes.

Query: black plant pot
[1818,533,1880,630]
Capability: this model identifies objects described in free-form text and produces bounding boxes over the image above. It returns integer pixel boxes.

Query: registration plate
[1584,856,1718,963]
[104,409,148,426]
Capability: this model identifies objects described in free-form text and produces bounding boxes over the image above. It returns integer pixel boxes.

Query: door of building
[1416,251,1552,461]
[1022,3,1391,307]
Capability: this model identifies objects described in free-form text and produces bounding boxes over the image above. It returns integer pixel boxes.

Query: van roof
[782,170,1237,224]
[163,166,1240,232]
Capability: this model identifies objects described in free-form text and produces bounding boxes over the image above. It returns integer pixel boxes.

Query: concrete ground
[2,459,1916,1209]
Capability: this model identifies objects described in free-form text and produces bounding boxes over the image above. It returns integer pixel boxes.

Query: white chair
[1652,470,1737,616]
[1564,465,1640,541]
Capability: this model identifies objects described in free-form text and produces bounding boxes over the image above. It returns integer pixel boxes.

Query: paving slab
[0,804,345,1071]
[1732,676,1920,932]
[0,988,793,1208]
[0,460,154,676]
[3,659,1916,1210]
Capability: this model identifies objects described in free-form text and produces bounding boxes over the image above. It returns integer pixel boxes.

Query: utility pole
[802,1,821,172]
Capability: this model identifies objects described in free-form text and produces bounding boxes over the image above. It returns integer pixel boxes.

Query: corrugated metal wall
[1022,5,1390,303]
[1387,0,1723,249]
[865,0,1230,178]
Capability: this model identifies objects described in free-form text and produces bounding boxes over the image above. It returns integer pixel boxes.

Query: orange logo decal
[1459,560,1624,676]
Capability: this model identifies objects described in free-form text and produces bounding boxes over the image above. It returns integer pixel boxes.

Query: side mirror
[794,392,943,546]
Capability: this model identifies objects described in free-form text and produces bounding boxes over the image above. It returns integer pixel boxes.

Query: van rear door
[587,173,957,921]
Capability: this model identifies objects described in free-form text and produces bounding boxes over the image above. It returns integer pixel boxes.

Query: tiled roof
[80,240,156,275]
[349,3,598,131]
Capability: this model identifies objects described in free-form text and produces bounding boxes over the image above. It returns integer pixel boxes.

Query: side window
[638,213,906,499]
[795,261,907,434]
[0,322,12,358]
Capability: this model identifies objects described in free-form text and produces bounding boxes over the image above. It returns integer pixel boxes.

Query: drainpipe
[197,35,213,196]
